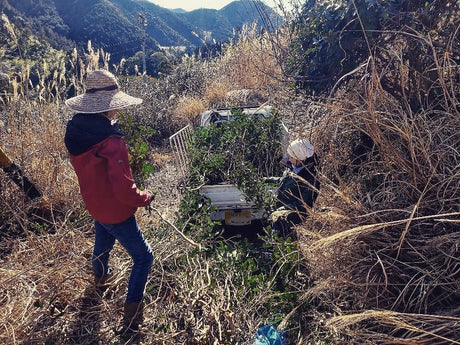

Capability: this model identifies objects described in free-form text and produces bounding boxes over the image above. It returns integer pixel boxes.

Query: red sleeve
[98,136,151,207]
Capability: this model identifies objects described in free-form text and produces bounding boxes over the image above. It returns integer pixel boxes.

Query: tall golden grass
[296,29,459,344]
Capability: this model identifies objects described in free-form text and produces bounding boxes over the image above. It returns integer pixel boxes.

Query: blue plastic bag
[252,325,286,345]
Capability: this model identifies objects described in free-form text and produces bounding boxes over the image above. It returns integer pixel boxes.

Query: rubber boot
[119,301,144,336]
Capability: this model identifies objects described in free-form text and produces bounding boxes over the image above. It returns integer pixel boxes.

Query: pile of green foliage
[186,108,286,209]
[168,109,309,343]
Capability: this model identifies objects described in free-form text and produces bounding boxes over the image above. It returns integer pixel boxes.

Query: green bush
[288,0,458,107]
[118,113,156,188]
[170,190,309,342]
[186,109,285,209]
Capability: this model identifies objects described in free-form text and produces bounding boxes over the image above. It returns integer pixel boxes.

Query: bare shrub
[203,79,232,107]
[171,96,207,127]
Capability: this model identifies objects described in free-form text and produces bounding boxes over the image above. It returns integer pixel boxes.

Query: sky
[149,0,288,12]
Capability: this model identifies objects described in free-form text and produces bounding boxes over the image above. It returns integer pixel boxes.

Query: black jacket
[277,154,320,214]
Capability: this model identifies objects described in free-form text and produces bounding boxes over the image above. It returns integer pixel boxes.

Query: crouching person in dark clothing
[64,69,155,336]
[271,139,320,237]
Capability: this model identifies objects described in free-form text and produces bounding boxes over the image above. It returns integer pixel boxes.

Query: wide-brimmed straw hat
[286,139,314,161]
[65,69,142,113]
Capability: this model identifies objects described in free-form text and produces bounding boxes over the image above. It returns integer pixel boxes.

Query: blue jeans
[93,215,154,303]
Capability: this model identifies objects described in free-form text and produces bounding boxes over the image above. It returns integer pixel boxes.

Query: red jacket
[70,136,151,224]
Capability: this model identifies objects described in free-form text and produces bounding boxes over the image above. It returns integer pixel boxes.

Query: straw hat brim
[65,90,142,113]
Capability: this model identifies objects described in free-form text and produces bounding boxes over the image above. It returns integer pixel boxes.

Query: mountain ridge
[0,0,282,61]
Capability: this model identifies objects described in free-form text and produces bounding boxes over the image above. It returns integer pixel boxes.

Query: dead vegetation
[297,28,459,344]
[0,5,459,345]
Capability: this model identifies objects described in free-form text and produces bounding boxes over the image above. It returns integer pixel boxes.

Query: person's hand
[145,191,156,215]
[148,190,157,204]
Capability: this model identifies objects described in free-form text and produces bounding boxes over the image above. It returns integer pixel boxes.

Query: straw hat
[65,69,142,113]
[287,139,314,161]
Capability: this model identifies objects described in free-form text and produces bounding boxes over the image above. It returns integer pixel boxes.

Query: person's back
[65,113,150,224]
[277,152,319,214]
[64,69,154,337]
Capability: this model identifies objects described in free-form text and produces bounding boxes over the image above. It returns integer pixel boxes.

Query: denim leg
[93,221,116,278]
[97,216,154,303]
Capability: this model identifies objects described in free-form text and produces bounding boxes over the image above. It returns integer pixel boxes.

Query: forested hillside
[0,0,458,344]
[0,0,281,61]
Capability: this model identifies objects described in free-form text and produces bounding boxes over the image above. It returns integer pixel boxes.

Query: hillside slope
[0,0,282,60]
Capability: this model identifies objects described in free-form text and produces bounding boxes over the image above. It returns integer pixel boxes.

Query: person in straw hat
[64,69,154,336]
[271,138,320,237]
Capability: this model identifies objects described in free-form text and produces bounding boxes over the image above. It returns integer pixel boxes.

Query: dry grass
[293,29,459,344]
[1,9,458,345]
[1,162,276,345]
[2,102,79,206]
[327,310,460,344]
[0,220,94,344]
[0,24,294,344]
[203,80,233,107]
[216,23,285,98]
[171,96,207,127]
[0,210,281,344]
